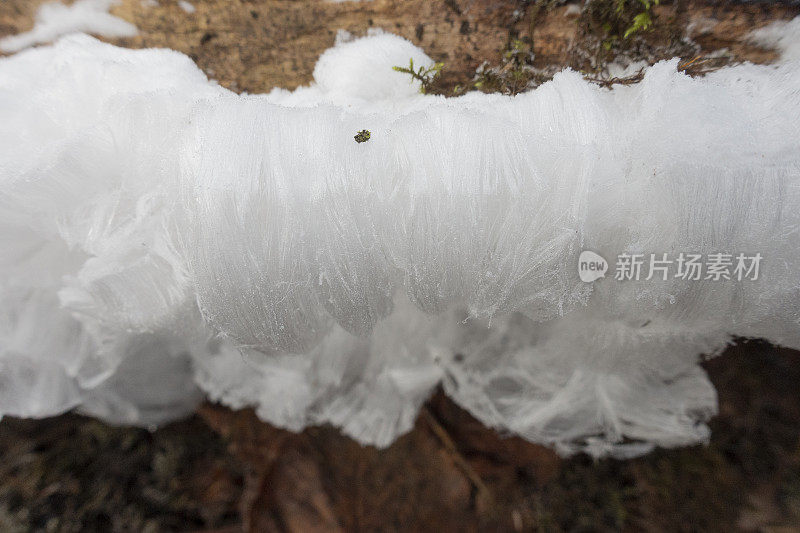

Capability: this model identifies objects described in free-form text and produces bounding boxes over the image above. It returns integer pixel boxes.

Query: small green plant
[582,0,661,53]
[354,129,371,143]
[473,39,539,95]
[392,58,444,94]
[621,0,658,39]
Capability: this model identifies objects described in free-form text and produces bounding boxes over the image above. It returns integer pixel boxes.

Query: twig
[420,407,493,507]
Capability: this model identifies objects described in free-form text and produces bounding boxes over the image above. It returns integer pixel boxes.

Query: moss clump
[354,129,371,143]
[471,38,542,95]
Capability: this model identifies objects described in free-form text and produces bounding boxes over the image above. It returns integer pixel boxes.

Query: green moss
[392,58,444,94]
[472,39,545,95]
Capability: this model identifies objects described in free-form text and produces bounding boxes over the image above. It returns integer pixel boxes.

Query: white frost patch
[750,16,800,63]
[334,29,354,45]
[0,25,799,457]
[686,15,719,37]
[605,59,648,78]
[0,0,137,53]
[178,0,196,14]
[564,4,582,17]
